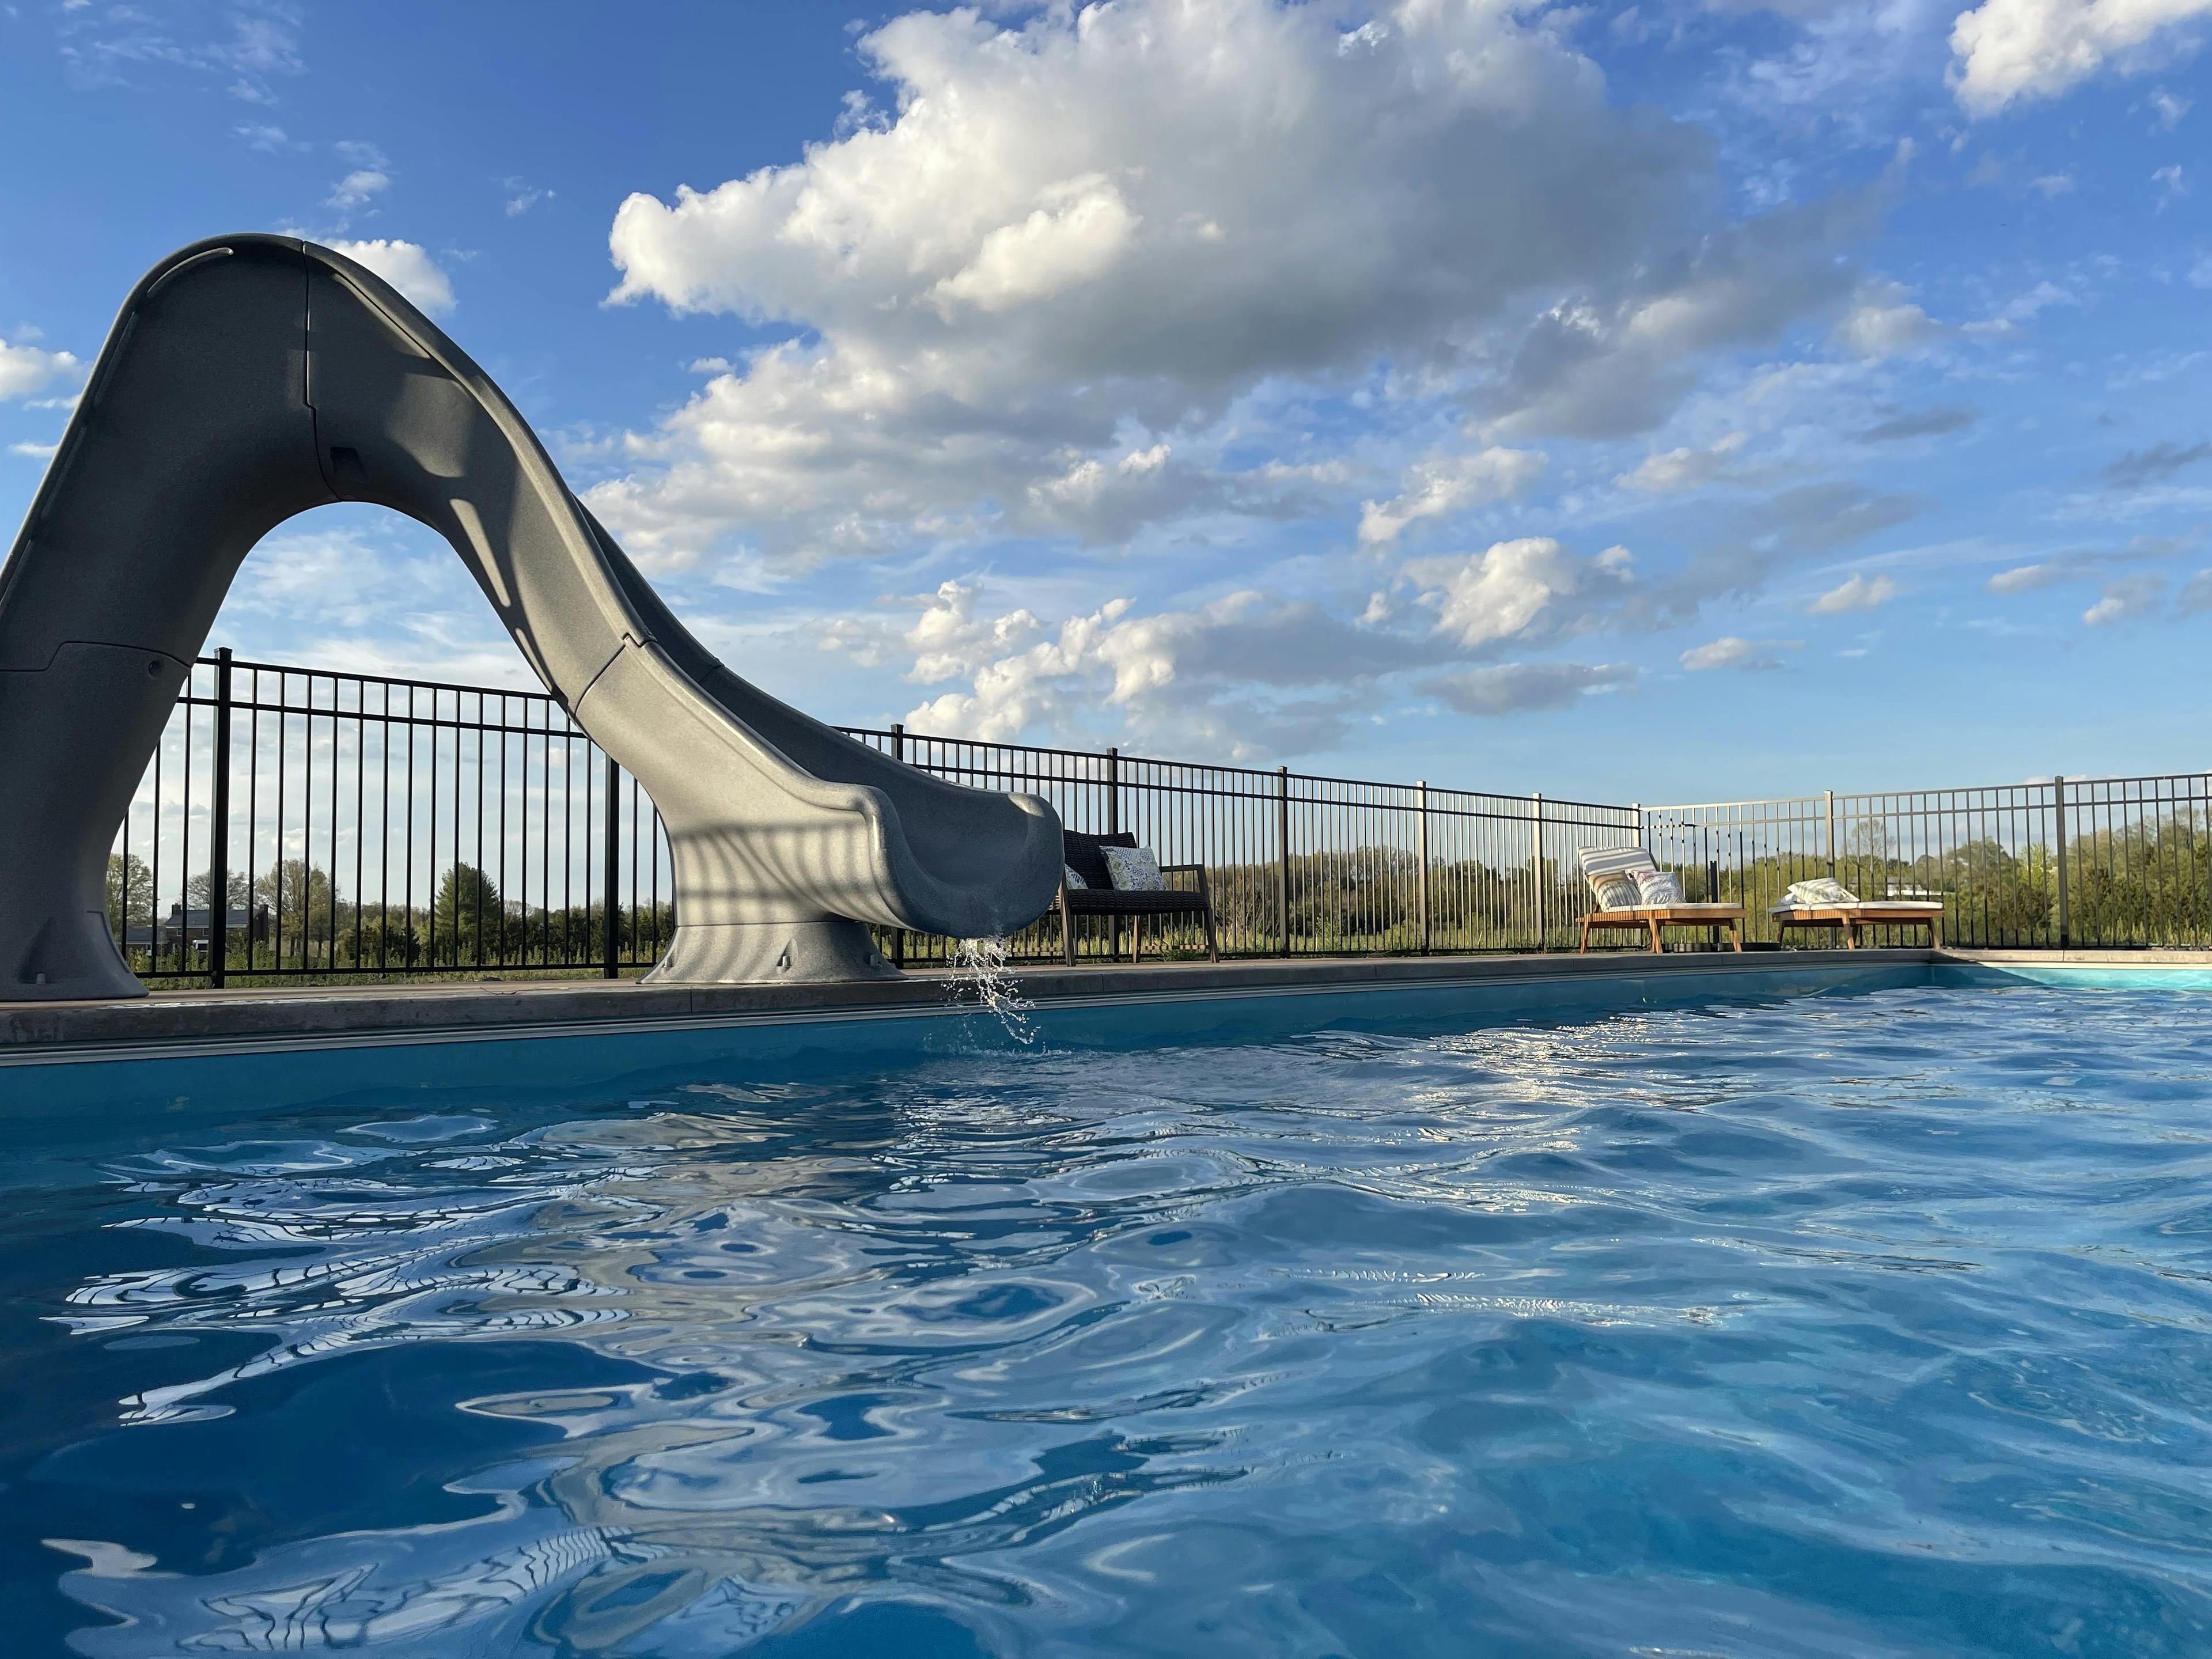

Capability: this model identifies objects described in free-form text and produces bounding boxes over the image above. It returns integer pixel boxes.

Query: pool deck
[0,946,2198,1067]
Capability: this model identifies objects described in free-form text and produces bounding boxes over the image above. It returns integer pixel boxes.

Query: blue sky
[2,0,2207,805]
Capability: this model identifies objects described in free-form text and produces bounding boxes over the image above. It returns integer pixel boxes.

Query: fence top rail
[1653,772,2212,816]
[201,654,575,707]
[192,654,1644,816]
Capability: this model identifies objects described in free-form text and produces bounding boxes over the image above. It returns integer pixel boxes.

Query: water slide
[0,235,1062,999]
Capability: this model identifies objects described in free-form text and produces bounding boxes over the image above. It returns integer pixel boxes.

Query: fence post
[602,752,620,979]
[891,724,907,968]
[1531,791,1546,950]
[1108,746,1123,960]
[1824,789,1836,878]
[2054,774,2070,949]
[209,648,232,989]
[1277,765,1292,957]
[1415,781,1430,955]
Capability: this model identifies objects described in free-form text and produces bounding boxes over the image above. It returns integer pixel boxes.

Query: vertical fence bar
[1416,780,1430,956]
[603,751,620,978]
[890,722,907,968]
[209,649,232,988]
[1277,766,1291,957]
[1824,789,1836,878]
[2054,774,2070,948]
[1531,791,1545,949]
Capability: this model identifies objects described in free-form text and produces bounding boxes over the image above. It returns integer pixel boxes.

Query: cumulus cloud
[1810,572,1899,612]
[1834,279,1940,357]
[1419,661,1635,716]
[1951,0,2212,116]
[1680,635,1802,670]
[587,0,1845,567]
[1403,538,1635,653]
[327,240,456,316]
[873,580,1449,757]
[2084,572,2167,623]
[1357,448,1546,544]
[0,336,81,401]
[325,169,388,211]
[1615,431,1747,493]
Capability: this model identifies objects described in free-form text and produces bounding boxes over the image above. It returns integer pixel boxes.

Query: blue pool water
[6,980,2212,1656]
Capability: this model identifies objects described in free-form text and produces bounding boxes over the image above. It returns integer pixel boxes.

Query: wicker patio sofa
[1576,844,1745,954]
[1054,831,1221,965]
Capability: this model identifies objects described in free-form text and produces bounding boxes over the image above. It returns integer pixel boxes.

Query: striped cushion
[1580,843,1657,912]
[1579,844,1658,880]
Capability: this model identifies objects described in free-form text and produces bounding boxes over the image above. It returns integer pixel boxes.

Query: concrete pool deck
[0,946,2200,1074]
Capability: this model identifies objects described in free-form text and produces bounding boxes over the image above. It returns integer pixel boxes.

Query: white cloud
[588,0,1822,568]
[1951,0,2212,116]
[8,441,59,460]
[1357,448,1546,544]
[1615,431,1747,493]
[1419,661,1635,716]
[2030,171,2076,195]
[325,169,389,211]
[1403,537,1634,653]
[0,336,81,400]
[872,579,1446,757]
[1810,572,1899,612]
[1680,635,1802,670]
[1835,279,1940,357]
[327,240,456,317]
[2083,572,2166,623]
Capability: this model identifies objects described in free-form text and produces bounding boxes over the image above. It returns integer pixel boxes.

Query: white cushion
[1784,877,1857,907]
[1100,844,1166,891]
[1063,863,1088,890]
[1634,868,1684,906]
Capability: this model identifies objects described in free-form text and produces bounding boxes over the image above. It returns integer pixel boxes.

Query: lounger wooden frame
[1771,904,1942,949]
[1578,905,1745,954]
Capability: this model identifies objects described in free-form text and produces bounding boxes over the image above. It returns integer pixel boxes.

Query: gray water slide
[0,235,1062,999]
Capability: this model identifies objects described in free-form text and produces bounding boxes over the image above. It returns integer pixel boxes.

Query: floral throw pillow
[1100,845,1166,891]
[1634,869,1684,906]
[1589,872,1642,911]
[1785,877,1857,908]
[1063,864,1088,890]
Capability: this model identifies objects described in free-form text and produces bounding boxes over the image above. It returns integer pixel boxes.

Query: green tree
[105,852,153,942]
[434,863,502,963]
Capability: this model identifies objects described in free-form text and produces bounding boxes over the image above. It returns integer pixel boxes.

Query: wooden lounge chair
[1770,895,1944,949]
[1053,831,1221,965]
[1576,844,1744,955]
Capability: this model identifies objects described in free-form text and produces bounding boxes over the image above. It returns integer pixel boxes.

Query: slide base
[642,918,905,986]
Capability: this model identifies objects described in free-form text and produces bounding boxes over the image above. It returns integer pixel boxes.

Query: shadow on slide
[0,236,1062,999]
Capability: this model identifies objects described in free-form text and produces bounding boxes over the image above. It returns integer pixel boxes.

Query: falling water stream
[948,936,1037,1043]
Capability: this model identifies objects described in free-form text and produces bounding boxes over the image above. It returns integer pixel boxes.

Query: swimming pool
[7,978,2210,1655]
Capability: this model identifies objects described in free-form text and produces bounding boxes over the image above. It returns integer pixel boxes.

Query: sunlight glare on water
[8,983,2212,1656]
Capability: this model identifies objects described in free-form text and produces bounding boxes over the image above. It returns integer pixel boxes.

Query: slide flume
[0,236,1062,999]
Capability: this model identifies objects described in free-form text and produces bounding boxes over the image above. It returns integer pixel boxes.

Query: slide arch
[0,236,1060,999]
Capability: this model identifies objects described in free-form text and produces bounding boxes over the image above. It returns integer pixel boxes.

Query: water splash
[949,936,1037,1043]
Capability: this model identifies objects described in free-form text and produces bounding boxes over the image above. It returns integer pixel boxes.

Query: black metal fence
[106,652,1642,982]
[109,652,672,983]
[1645,777,2212,949]
[105,652,2212,984]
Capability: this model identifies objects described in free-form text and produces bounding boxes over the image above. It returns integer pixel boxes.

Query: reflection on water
[24,986,2212,1656]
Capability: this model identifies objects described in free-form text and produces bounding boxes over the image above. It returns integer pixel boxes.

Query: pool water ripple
[7,983,2212,1654]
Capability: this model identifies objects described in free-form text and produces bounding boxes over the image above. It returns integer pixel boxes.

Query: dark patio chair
[1054,831,1220,965]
